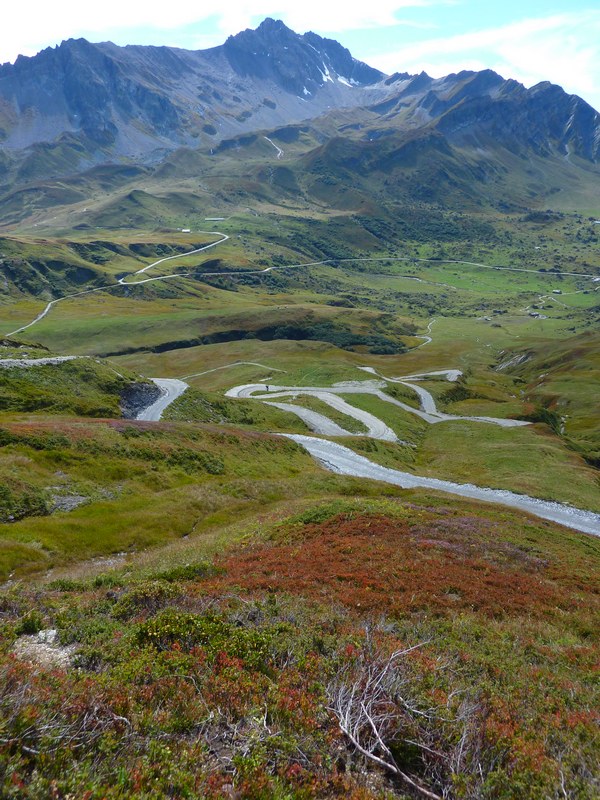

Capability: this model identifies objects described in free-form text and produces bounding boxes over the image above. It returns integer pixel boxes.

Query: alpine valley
[0,18,598,800]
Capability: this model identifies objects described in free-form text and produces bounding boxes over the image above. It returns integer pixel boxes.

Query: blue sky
[3,1,600,110]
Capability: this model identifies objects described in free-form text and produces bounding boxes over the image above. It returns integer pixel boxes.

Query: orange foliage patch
[209,513,574,618]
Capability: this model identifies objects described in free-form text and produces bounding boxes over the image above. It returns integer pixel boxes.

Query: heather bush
[15,609,44,635]
[150,560,223,582]
[136,609,275,670]
[111,580,179,619]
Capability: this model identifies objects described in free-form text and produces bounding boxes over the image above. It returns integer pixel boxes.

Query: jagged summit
[0,18,387,166]
[254,17,291,35]
[223,17,383,95]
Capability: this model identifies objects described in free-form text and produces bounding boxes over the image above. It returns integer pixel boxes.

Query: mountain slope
[0,19,599,227]
[0,19,386,181]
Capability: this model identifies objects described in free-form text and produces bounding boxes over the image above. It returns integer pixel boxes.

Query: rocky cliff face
[431,74,600,161]
[0,38,191,162]
[223,18,382,95]
[361,68,600,163]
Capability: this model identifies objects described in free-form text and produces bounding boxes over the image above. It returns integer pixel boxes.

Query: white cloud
[0,0,437,63]
[368,11,600,111]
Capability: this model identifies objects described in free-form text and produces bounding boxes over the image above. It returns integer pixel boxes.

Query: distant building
[552,289,562,294]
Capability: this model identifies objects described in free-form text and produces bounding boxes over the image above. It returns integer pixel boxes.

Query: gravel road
[398,380,530,427]
[225,381,386,398]
[264,401,353,436]
[6,248,598,340]
[4,232,231,337]
[286,435,600,536]
[361,368,530,428]
[226,382,397,441]
[135,379,188,421]
[227,377,527,431]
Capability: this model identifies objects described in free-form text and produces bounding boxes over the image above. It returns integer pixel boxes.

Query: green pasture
[0,419,322,580]
[112,339,366,385]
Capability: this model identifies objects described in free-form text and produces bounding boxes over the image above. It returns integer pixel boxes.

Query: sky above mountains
[4,1,600,111]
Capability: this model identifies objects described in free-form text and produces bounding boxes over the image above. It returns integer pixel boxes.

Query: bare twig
[327,641,444,800]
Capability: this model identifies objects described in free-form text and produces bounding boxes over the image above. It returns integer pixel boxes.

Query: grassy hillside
[496,331,600,466]
[0,338,159,418]
[3,108,600,231]
[0,417,318,581]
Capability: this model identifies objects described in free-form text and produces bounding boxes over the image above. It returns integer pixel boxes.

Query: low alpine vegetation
[1,497,598,799]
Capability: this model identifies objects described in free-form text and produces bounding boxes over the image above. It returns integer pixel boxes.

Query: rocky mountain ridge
[0,18,599,224]
[0,20,387,173]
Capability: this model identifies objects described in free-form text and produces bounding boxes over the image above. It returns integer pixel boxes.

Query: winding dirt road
[5,244,597,339]
[117,232,229,286]
[264,400,355,436]
[135,378,189,421]
[226,381,398,441]
[228,371,529,432]
[359,367,530,427]
[285,435,600,537]
[182,361,286,380]
[4,232,230,338]
[221,371,599,534]
[409,318,437,349]
[263,136,284,159]
[4,233,598,536]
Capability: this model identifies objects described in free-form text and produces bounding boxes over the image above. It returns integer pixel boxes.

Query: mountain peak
[226,17,296,48]
[223,18,383,95]
[255,17,292,34]
[0,17,597,205]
